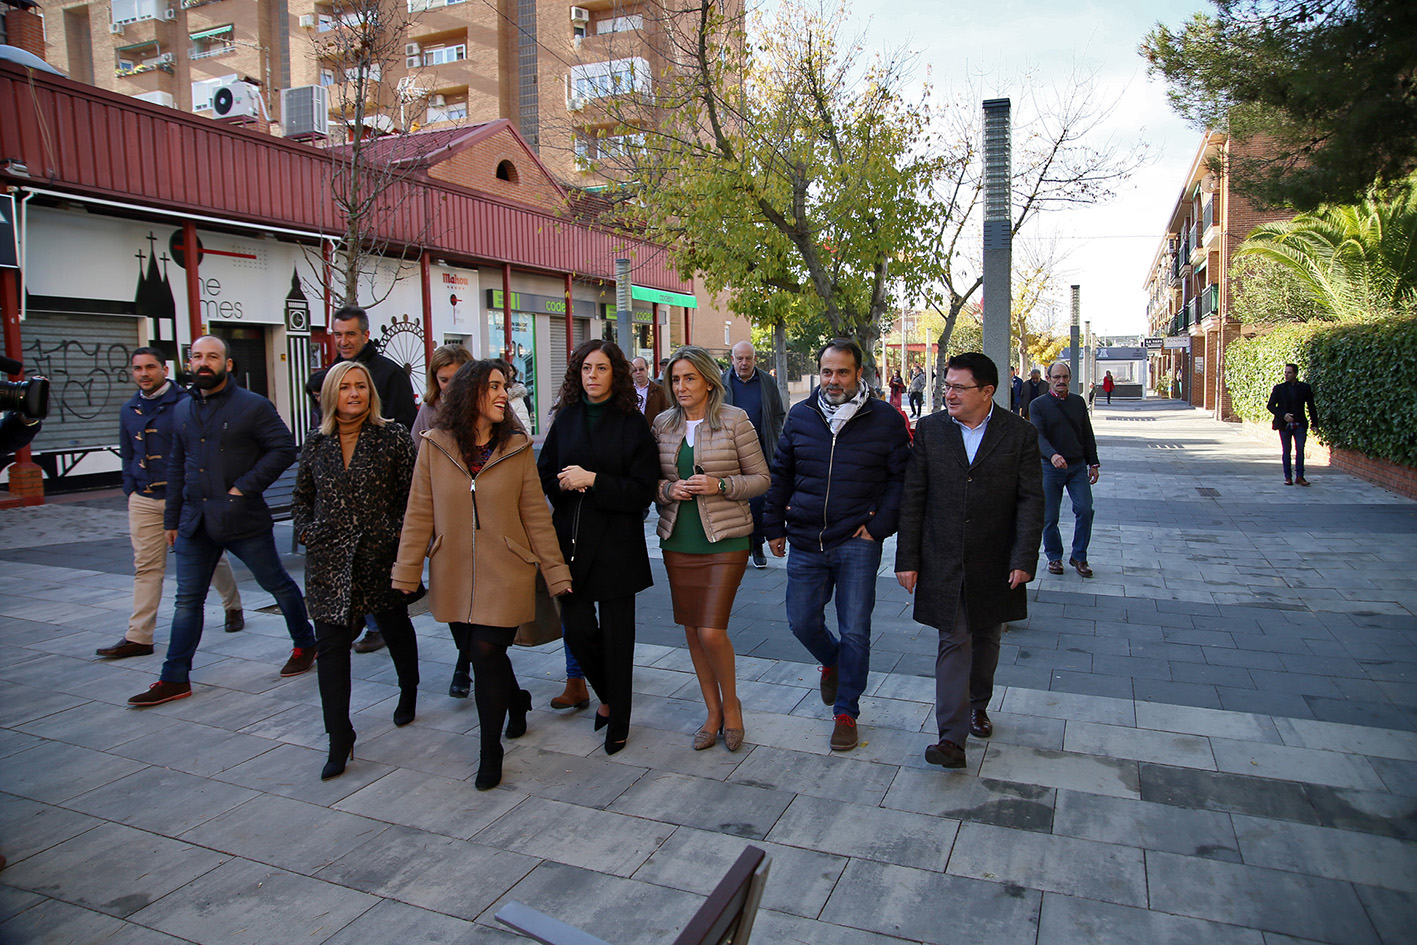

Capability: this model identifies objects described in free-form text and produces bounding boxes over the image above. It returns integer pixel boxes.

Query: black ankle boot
[505,689,532,739]
[393,688,417,727]
[475,743,504,791]
[321,730,356,780]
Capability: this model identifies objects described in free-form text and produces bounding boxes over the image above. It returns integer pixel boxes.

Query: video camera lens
[0,377,50,420]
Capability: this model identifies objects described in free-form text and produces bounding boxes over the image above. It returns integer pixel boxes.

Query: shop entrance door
[212,325,269,398]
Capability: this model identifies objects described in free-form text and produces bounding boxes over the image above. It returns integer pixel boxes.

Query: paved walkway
[1,399,1414,944]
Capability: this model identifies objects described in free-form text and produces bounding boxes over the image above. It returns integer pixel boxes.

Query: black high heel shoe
[448,668,471,699]
[475,743,504,791]
[393,688,417,727]
[321,730,356,780]
[505,689,532,739]
[605,721,628,756]
[594,707,610,732]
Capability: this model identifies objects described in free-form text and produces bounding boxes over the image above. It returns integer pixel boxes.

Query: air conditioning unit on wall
[281,84,330,140]
[212,81,263,120]
[570,7,590,24]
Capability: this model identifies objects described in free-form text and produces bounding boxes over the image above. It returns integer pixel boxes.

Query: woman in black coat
[292,361,419,780]
[538,339,658,754]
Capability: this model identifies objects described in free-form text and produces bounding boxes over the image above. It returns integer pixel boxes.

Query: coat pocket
[427,533,444,558]
[503,535,539,566]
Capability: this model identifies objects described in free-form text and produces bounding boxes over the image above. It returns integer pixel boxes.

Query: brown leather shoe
[1069,557,1094,578]
[279,647,316,677]
[128,680,191,706]
[830,713,857,751]
[352,630,385,653]
[550,677,590,710]
[96,638,154,659]
[1046,560,1064,575]
[224,609,244,633]
[925,739,966,768]
[970,708,993,739]
[1295,477,1311,486]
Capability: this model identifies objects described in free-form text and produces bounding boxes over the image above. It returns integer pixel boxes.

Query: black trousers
[561,593,636,734]
[449,622,519,756]
[315,605,418,736]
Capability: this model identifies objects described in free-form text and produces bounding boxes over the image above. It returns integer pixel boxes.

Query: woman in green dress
[652,346,771,751]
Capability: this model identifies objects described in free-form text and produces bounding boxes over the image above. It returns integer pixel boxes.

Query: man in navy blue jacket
[128,335,315,706]
[96,347,243,660]
[764,339,909,751]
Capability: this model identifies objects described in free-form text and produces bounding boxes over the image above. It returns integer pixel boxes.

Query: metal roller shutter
[548,317,590,412]
[19,313,142,454]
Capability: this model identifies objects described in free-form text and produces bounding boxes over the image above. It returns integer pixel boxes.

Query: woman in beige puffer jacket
[652,346,770,752]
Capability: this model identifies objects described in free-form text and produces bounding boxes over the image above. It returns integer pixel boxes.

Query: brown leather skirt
[663,550,750,628]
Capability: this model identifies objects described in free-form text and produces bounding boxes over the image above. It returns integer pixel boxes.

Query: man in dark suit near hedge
[1267,362,1319,486]
[895,352,1043,769]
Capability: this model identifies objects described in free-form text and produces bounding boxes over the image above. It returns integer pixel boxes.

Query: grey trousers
[934,602,1005,745]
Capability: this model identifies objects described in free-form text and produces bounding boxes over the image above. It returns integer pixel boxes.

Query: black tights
[450,622,518,756]
[315,605,419,736]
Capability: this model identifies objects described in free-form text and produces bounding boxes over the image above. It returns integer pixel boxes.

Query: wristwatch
[717,477,727,494]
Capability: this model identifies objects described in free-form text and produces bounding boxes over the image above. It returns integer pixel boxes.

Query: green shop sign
[631,285,697,308]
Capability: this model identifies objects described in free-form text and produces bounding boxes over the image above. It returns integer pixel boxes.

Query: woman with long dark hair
[653,346,770,751]
[292,361,420,781]
[538,339,658,755]
[393,359,571,790]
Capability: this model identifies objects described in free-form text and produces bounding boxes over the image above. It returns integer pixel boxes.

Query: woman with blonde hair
[292,360,420,780]
[653,346,770,751]
[394,359,571,790]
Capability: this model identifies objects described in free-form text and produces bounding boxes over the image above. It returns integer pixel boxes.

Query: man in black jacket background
[128,335,315,706]
[307,304,418,652]
[1029,362,1101,579]
[1267,362,1319,486]
[763,339,909,752]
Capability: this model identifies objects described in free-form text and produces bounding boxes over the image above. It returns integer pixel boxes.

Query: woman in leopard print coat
[292,361,419,779]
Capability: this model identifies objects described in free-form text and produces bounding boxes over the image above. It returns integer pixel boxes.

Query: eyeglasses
[941,383,983,393]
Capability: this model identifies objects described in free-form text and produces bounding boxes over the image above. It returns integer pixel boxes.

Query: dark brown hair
[435,359,523,460]
[552,338,638,415]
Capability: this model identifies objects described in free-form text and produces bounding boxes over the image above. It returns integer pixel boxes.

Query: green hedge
[1225,315,1417,467]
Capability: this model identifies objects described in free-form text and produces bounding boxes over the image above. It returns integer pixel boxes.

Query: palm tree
[1234,183,1417,321]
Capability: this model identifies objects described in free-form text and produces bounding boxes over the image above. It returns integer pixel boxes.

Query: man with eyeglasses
[1029,362,1100,578]
[763,338,909,752]
[896,353,1042,767]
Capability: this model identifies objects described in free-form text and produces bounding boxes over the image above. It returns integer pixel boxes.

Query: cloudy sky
[774,0,1214,337]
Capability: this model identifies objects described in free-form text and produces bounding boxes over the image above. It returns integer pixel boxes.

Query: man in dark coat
[1030,362,1101,578]
[1020,368,1047,418]
[721,341,786,568]
[763,338,909,752]
[896,353,1043,768]
[631,356,671,421]
[306,304,418,653]
[128,335,315,706]
[1266,362,1319,486]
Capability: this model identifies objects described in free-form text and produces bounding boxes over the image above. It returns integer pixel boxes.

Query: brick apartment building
[1141,132,1292,420]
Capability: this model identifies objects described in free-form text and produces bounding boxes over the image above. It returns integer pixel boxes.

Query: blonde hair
[424,343,474,405]
[660,345,728,432]
[318,361,387,435]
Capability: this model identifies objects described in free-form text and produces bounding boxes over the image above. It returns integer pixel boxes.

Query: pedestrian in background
[1009,366,1023,415]
[128,335,315,707]
[888,370,906,411]
[394,359,571,790]
[1267,362,1318,486]
[721,340,786,569]
[1021,368,1047,419]
[293,361,420,780]
[98,347,244,661]
[653,346,770,752]
[1030,362,1101,579]
[896,353,1043,769]
[1102,371,1116,405]
[538,340,658,756]
[908,365,926,418]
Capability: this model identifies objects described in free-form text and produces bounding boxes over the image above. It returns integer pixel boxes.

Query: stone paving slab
[3,400,1416,943]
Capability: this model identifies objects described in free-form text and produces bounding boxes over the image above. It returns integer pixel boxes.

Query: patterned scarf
[817,384,870,435]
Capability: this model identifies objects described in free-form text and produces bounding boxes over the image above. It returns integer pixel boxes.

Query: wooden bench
[495,846,770,945]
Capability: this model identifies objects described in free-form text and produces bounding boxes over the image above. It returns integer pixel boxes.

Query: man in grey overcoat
[895,352,1044,769]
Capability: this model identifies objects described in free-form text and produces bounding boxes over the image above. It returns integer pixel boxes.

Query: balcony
[1199,283,1219,320]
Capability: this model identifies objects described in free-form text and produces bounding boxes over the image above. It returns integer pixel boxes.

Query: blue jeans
[1042,462,1095,564]
[785,537,882,719]
[1279,426,1306,479]
[161,525,314,683]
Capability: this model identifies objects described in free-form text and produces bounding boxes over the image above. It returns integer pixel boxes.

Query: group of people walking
[105,306,1117,784]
